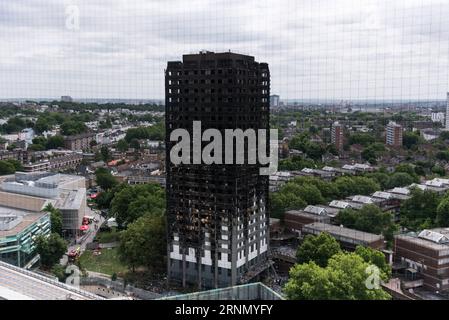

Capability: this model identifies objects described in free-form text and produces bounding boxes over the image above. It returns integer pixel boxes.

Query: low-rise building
[0,172,87,237]
[64,133,95,151]
[284,206,331,235]
[302,222,385,250]
[23,153,83,172]
[394,229,449,292]
[0,209,51,267]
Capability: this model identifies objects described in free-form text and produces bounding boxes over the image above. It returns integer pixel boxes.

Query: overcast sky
[1,0,449,101]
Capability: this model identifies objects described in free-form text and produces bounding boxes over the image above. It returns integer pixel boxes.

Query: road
[60,208,105,266]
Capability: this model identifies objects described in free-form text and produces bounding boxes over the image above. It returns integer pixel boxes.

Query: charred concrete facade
[165,52,270,289]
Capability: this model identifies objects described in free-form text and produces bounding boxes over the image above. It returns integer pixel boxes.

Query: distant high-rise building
[270,95,280,108]
[446,92,449,130]
[386,121,403,147]
[165,51,270,289]
[331,121,344,152]
[431,112,445,125]
[60,96,73,102]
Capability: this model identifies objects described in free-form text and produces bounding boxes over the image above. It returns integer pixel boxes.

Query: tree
[118,214,166,272]
[100,146,112,162]
[284,252,391,300]
[402,131,421,149]
[111,183,165,226]
[51,264,67,282]
[395,164,418,179]
[124,123,165,142]
[60,120,87,136]
[28,142,46,151]
[5,159,23,171]
[3,117,26,133]
[400,187,442,230]
[432,165,446,176]
[129,138,141,150]
[116,139,129,152]
[440,131,449,140]
[352,177,381,196]
[355,246,391,279]
[43,203,63,236]
[34,117,51,134]
[361,146,377,163]
[0,160,16,175]
[386,172,415,189]
[304,142,325,160]
[283,261,335,300]
[436,196,449,227]
[336,205,396,247]
[333,176,380,198]
[269,192,306,220]
[366,172,390,189]
[46,135,65,149]
[348,133,375,146]
[95,183,126,210]
[296,233,341,267]
[292,176,338,200]
[35,233,67,269]
[281,182,324,205]
[95,168,118,191]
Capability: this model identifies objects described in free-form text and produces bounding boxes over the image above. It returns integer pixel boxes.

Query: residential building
[64,133,96,151]
[60,96,73,102]
[302,222,385,250]
[331,121,344,152]
[394,229,449,292]
[23,153,83,172]
[284,207,331,235]
[165,51,270,289]
[270,95,280,109]
[431,112,445,125]
[386,121,403,147]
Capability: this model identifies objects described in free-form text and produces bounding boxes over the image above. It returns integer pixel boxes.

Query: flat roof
[158,282,283,300]
[396,231,449,251]
[0,212,46,238]
[303,222,383,243]
[56,188,85,211]
[284,210,330,221]
[0,260,103,300]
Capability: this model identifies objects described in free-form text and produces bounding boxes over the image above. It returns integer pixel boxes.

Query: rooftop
[0,212,46,238]
[303,222,384,243]
[303,205,327,215]
[396,229,449,251]
[158,282,283,300]
[0,260,103,300]
[372,191,393,199]
[350,195,375,204]
[329,200,352,209]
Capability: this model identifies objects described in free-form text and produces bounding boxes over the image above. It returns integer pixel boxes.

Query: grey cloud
[0,0,448,100]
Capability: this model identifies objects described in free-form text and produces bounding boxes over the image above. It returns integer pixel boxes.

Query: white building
[431,112,445,125]
[0,172,87,237]
[270,95,280,108]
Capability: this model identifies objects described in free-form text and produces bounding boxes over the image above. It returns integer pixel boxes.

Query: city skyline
[1,0,449,100]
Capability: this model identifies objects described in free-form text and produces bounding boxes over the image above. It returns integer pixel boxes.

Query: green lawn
[95,229,121,243]
[79,247,128,276]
